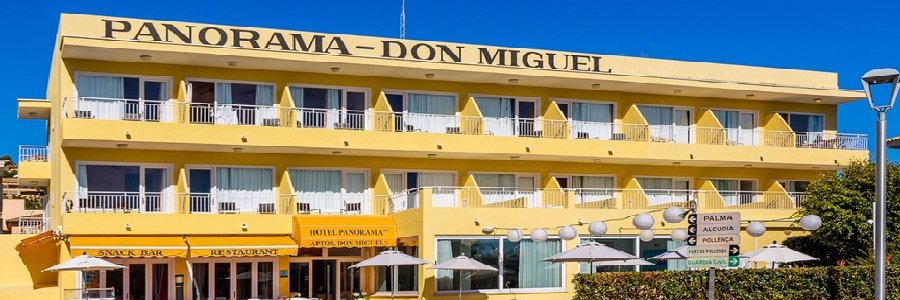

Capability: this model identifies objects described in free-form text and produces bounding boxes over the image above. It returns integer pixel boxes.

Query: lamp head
[860,68,900,111]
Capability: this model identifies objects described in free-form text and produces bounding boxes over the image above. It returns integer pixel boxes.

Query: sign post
[686,212,742,268]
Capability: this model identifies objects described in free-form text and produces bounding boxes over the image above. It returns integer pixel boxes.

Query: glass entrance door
[90,260,171,300]
[313,260,336,300]
[191,260,276,300]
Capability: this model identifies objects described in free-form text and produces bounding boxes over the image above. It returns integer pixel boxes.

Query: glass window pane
[106,269,124,300]
[436,239,500,290]
[129,264,146,300]
[214,263,230,299]
[503,239,562,289]
[85,165,140,192]
[124,77,140,100]
[340,262,361,299]
[639,238,672,271]
[191,263,208,300]
[235,262,251,300]
[257,262,273,299]
[346,92,366,111]
[386,94,404,112]
[580,238,636,273]
[151,264,168,300]
[289,262,309,297]
[376,245,418,292]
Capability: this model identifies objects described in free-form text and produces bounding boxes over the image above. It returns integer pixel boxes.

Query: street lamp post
[860,68,899,300]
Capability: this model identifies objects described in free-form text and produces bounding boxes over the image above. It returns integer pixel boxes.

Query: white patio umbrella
[594,258,655,266]
[650,245,688,260]
[742,244,817,265]
[542,242,638,273]
[350,249,427,300]
[428,255,499,300]
[43,255,126,297]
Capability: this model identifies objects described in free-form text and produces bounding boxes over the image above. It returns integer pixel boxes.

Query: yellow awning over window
[68,236,188,258]
[186,236,298,257]
[293,215,397,248]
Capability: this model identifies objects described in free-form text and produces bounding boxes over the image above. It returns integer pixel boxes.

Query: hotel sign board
[96,19,609,74]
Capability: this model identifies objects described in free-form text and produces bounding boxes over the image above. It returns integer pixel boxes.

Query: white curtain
[214,83,237,124]
[667,241,688,271]
[326,89,341,128]
[290,169,342,213]
[76,165,88,203]
[572,176,614,189]
[517,239,562,288]
[419,173,457,207]
[254,85,276,125]
[637,105,673,125]
[418,173,455,187]
[289,87,304,108]
[345,173,367,213]
[472,174,516,187]
[572,103,612,122]
[475,97,514,118]
[436,240,454,290]
[808,115,824,132]
[76,75,125,120]
[384,174,405,195]
[408,93,455,115]
[215,167,273,212]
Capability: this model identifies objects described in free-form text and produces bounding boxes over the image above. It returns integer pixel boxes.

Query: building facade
[13,14,868,300]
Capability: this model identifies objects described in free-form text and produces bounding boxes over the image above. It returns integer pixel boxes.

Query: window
[383,171,456,209]
[777,180,810,193]
[384,91,458,133]
[288,169,369,213]
[471,173,539,207]
[635,177,692,206]
[435,237,562,291]
[474,96,539,137]
[779,112,824,133]
[75,163,172,212]
[74,74,170,121]
[376,245,419,293]
[187,80,276,125]
[186,166,275,213]
[710,179,758,206]
[289,86,368,129]
[579,237,685,273]
[561,101,615,139]
[557,175,616,207]
[713,109,758,145]
[636,105,691,143]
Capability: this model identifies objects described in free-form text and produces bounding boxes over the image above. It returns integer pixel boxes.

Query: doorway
[189,258,276,300]
[83,259,172,300]
[290,250,363,300]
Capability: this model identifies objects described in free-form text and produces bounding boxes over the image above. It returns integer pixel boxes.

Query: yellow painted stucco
[9,13,869,300]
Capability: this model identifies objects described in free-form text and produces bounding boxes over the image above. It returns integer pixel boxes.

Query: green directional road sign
[728,256,740,267]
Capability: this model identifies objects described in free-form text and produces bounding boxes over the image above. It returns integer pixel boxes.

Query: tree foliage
[783,160,900,266]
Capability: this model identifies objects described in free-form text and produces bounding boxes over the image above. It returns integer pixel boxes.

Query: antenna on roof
[400,0,406,39]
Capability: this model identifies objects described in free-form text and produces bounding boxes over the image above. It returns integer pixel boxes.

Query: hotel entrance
[81,259,174,300]
[189,258,276,300]
[289,249,363,300]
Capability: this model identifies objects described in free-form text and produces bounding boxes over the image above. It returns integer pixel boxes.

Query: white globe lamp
[558,226,578,241]
[747,222,767,237]
[507,229,523,243]
[799,215,822,231]
[633,214,655,230]
[530,228,548,243]
[639,229,655,242]
[670,229,688,241]
[588,221,608,236]
[663,206,686,223]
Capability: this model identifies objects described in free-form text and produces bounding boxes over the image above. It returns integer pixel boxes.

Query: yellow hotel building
[8,13,868,300]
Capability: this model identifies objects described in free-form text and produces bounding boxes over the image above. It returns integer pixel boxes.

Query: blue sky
[3,1,900,161]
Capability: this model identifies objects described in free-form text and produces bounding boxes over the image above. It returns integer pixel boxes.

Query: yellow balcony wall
[61,214,293,236]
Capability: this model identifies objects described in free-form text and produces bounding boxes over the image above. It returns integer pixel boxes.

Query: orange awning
[186,236,297,257]
[294,215,397,248]
[68,236,188,258]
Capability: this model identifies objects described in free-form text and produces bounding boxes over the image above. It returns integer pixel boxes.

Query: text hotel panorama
[101,19,607,73]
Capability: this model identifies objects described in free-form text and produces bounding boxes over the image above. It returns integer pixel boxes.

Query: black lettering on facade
[231,29,261,48]
[382,41,407,58]
[571,55,589,71]
[410,43,436,61]
[103,19,131,39]
[546,53,569,70]
[592,56,603,72]
[324,37,351,55]
[162,24,193,43]
[264,33,290,51]
[290,34,324,52]
[437,45,463,63]
[133,22,162,41]
[478,48,507,66]
[522,52,544,68]
[198,27,228,46]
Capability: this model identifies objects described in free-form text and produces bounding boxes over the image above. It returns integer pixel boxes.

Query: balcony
[381,187,800,214]
[63,191,173,213]
[13,216,48,234]
[17,145,50,186]
[61,97,867,151]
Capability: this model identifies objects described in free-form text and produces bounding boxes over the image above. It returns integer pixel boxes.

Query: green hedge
[573,265,900,300]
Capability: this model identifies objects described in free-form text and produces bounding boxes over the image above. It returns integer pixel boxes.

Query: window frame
[775,111,827,133]
[185,77,277,106]
[381,89,459,114]
[550,98,617,123]
[433,236,566,294]
[634,104,695,126]
[706,107,759,130]
[73,71,174,102]
[286,83,372,111]
[469,93,542,119]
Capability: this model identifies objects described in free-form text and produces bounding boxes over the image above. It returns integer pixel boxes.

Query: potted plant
[352,291,369,300]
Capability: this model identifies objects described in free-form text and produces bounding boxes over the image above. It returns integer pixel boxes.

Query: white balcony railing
[67,97,174,122]
[294,192,372,214]
[15,216,47,234]
[188,103,287,126]
[570,121,614,140]
[393,112,460,134]
[18,145,49,162]
[482,117,546,137]
[795,132,868,150]
[641,189,696,207]
[571,188,619,208]
[788,192,808,208]
[647,125,692,144]
[717,190,763,207]
[295,108,371,130]
[66,191,170,213]
[183,192,277,214]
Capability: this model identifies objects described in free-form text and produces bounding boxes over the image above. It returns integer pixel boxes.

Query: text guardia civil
[102,20,605,73]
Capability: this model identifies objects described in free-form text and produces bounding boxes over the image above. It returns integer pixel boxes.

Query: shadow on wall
[13,231,59,289]
[420,275,493,300]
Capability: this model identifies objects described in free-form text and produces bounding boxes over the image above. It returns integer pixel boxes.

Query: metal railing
[66,97,175,122]
[647,125,692,144]
[703,190,797,210]
[696,127,760,146]
[15,216,47,234]
[795,132,868,150]
[293,192,372,214]
[632,189,697,208]
[388,112,461,134]
[294,108,370,130]
[180,192,277,214]
[187,103,290,126]
[386,189,423,213]
[18,145,49,162]
[788,192,808,208]
[570,120,615,140]
[64,191,168,213]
